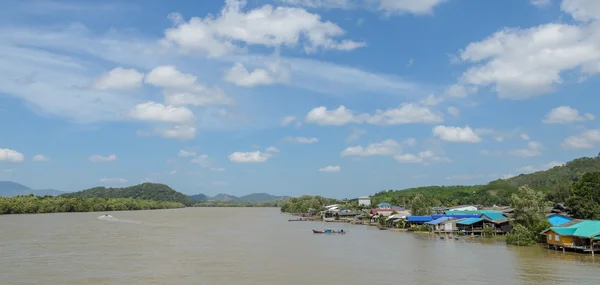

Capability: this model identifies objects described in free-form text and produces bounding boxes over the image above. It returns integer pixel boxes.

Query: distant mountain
[0,181,67,197]
[188,192,290,203]
[63,182,196,206]
[239,193,291,203]
[210,193,241,202]
[189,193,210,201]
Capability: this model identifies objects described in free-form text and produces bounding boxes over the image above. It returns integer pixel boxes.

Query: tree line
[0,195,184,215]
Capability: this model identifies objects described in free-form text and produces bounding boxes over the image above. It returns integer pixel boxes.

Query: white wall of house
[358,197,371,206]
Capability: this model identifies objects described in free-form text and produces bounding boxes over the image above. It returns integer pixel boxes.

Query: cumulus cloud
[433,125,482,143]
[145,65,196,88]
[444,84,469,98]
[456,1,600,99]
[447,107,460,117]
[89,154,117,162]
[305,103,443,126]
[281,116,297,126]
[128,101,195,124]
[161,1,365,57]
[265,146,280,153]
[178,150,196,157]
[509,141,543,157]
[394,150,451,164]
[284,136,319,144]
[228,151,270,163]
[32,154,50,162]
[279,0,446,15]
[530,0,551,7]
[151,125,197,140]
[341,139,403,156]
[419,94,444,106]
[224,62,290,87]
[0,148,24,163]
[517,161,564,173]
[92,67,144,90]
[319,165,341,172]
[191,154,212,168]
[562,129,600,149]
[543,106,595,124]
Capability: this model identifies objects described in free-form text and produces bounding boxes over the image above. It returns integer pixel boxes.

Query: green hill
[371,155,600,207]
[63,183,196,206]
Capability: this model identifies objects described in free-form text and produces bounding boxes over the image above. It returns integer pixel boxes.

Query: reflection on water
[1,208,599,285]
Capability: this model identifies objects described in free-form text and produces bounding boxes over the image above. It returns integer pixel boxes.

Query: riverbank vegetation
[506,186,551,246]
[0,195,184,215]
[193,201,281,207]
[280,195,345,213]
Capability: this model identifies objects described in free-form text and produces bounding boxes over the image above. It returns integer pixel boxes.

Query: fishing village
[290,196,600,255]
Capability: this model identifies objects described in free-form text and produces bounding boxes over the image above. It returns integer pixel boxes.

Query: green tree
[506,186,551,245]
[410,193,433,216]
[566,172,600,219]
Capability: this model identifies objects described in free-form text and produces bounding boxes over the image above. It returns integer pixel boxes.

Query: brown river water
[1,207,599,285]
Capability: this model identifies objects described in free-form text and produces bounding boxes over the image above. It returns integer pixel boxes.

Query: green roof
[545,220,600,238]
[457,218,483,225]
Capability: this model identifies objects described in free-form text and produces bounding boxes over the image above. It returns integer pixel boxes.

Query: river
[1,208,599,285]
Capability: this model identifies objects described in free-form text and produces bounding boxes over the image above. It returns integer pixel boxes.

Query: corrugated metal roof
[547,214,573,226]
[457,218,483,225]
[407,216,433,222]
[482,213,507,221]
[426,217,451,225]
[432,214,481,220]
[543,220,600,238]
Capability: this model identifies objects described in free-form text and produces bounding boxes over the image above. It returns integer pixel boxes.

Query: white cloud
[229,151,270,163]
[305,103,442,126]
[447,106,460,117]
[92,67,144,90]
[170,170,177,175]
[210,167,226,172]
[285,136,319,144]
[161,1,364,57]
[89,154,117,162]
[378,0,446,15]
[191,154,212,168]
[531,0,551,7]
[163,85,233,107]
[281,116,297,126]
[266,146,280,153]
[509,141,543,157]
[457,3,600,99]
[520,133,530,140]
[419,94,443,106]
[178,150,196,157]
[347,127,367,142]
[517,161,564,173]
[279,0,354,9]
[341,139,402,156]
[562,129,600,149]
[99,177,128,184]
[433,125,482,143]
[394,150,451,164]
[145,65,196,88]
[224,62,290,87]
[152,125,196,140]
[444,84,469,98]
[0,148,24,163]
[128,101,194,124]
[543,106,595,124]
[319,165,341,172]
[32,154,50,162]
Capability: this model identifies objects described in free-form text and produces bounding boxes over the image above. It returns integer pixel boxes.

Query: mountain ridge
[0,181,67,197]
[188,192,291,203]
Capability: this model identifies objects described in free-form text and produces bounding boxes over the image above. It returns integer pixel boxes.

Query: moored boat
[312,229,346,234]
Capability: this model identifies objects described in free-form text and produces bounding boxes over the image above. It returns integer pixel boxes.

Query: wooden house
[541,220,600,254]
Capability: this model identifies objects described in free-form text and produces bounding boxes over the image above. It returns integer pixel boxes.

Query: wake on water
[96,215,142,224]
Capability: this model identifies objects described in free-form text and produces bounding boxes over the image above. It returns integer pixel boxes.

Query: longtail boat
[312,229,346,234]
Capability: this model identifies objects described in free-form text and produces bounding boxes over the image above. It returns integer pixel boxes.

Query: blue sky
[1,0,599,198]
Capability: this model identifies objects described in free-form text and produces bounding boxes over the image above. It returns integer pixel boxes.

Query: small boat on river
[288,218,308,222]
[312,229,346,234]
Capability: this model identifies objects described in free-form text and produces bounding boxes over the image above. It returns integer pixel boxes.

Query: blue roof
[407,216,434,222]
[547,214,573,226]
[457,218,484,225]
[432,214,481,220]
[426,217,450,225]
[482,213,507,221]
[378,202,392,207]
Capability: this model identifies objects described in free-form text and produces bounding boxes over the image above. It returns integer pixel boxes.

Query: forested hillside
[63,183,196,206]
[371,155,600,207]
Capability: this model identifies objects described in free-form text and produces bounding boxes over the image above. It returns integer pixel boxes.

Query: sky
[0,0,599,198]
